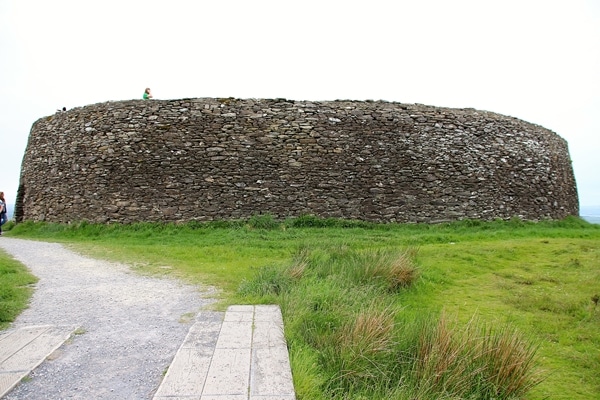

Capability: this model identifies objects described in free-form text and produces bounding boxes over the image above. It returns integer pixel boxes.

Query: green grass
[243,246,544,399]
[3,216,600,398]
[0,250,38,329]
[395,238,600,399]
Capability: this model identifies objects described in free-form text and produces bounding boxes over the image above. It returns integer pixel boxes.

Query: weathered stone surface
[15,98,578,224]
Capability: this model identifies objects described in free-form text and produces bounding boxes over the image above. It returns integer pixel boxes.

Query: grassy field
[3,216,600,399]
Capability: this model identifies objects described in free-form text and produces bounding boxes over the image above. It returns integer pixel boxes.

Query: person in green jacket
[143,88,153,100]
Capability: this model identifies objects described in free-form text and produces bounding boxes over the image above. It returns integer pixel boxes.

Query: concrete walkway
[154,305,296,400]
[0,306,295,399]
[0,325,78,398]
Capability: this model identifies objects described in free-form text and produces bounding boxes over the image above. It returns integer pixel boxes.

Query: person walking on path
[0,192,7,235]
[143,88,153,99]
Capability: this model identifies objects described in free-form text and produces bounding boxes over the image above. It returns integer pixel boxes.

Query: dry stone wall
[16,98,579,224]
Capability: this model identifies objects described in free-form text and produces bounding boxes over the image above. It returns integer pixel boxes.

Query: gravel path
[0,238,216,400]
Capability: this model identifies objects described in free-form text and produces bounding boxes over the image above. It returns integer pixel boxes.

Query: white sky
[1,0,599,209]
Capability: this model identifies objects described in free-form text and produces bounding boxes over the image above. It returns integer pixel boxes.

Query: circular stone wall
[15,98,578,223]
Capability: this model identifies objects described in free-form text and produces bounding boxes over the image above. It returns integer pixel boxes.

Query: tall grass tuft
[299,246,420,292]
[352,248,419,291]
[238,248,310,298]
[284,246,311,280]
[239,245,541,399]
[408,313,541,399]
[332,304,396,386]
[413,313,475,396]
[477,323,542,397]
[237,265,293,298]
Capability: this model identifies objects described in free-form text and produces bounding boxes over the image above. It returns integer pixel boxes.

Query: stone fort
[15,98,578,224]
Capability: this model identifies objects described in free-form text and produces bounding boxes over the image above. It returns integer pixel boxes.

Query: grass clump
[346,248,419,291]
[239,246,541,399]
[0,250,38,329]
[406,314,541,399]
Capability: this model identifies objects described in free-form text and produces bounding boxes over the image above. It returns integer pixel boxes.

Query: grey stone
[15,98,578,224]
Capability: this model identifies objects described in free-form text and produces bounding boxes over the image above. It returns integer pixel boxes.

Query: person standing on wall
[0,192,7,235]
[143,88,153,99]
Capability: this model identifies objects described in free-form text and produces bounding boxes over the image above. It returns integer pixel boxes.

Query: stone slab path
[0,306,296,400]
[0,325,77,398]
[154,305,296,400]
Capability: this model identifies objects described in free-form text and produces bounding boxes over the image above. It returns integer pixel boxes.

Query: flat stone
[0,325,77,398]
[153,305,296,400]
[202,347,252,396]
[153,311,222,399]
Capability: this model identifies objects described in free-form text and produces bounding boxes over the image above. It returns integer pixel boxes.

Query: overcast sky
[1,0,598,210]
